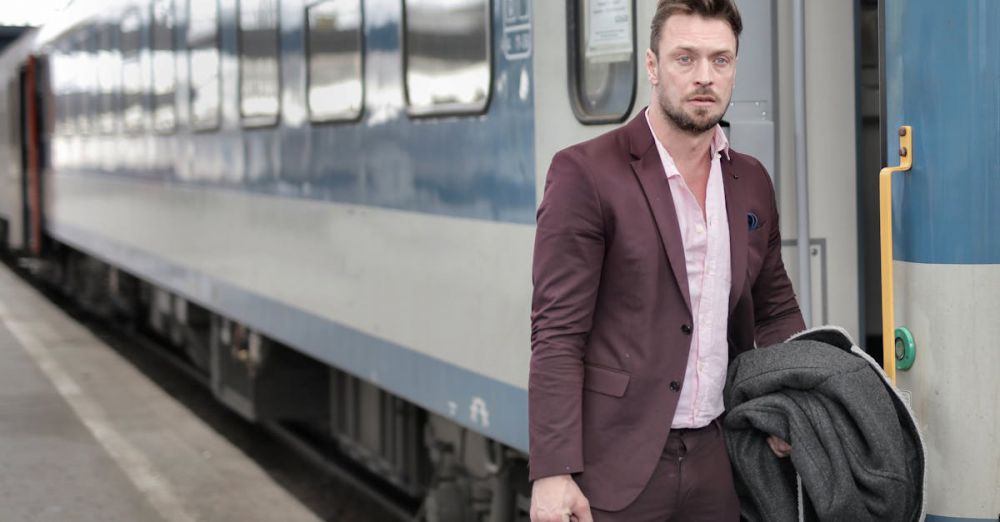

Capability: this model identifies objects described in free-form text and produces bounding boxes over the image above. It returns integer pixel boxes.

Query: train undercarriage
[10,242,532,522]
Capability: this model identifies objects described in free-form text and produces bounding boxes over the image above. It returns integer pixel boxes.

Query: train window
[121,9,146,132]
[83,28,100,134]
[188,0,221,131]
[50,48,62,135]
[54,42,75,135]
[152,0,177,132]
[77,31,93,135]
[306,0,363,122]
[66,35,81,135]
[568,0,636,123]
[57,38,74,135]
[88,28,102,134]
[403,0,491,116]
[98,24,121,133]
[239,0,281,127]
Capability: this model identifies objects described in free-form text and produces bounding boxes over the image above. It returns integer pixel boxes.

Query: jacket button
[681,323,692,335]
[669,381,681,392]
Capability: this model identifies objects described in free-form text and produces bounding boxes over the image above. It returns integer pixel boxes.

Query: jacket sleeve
[751,161,806,347]
[528,149,605,481]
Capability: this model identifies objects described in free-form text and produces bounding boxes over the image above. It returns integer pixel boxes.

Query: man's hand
[530,474,593,522]
[767,435,792,458]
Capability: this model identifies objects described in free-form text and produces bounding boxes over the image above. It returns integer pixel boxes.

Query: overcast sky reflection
[1,0,75,26]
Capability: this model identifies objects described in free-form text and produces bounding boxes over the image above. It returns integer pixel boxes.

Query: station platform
[0,264,325,522]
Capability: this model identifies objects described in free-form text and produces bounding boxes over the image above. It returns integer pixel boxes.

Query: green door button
[895,327,916,371]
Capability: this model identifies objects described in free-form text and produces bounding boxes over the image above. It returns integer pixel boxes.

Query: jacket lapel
[722,157,748,313]
[627,115,692,314]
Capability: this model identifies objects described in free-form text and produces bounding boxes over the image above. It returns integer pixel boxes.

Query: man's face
[646,14,737,135]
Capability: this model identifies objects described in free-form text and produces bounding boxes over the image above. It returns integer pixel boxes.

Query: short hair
[649,0,743,56]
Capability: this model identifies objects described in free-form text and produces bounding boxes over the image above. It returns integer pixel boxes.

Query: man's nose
[694,58,715,86]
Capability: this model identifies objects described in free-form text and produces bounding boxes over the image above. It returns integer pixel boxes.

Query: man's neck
[647,103,715,172]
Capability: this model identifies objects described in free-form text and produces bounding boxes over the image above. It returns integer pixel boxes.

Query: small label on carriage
[503,0,531,60]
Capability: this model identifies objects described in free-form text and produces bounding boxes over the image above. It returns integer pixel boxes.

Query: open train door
[19,55,43,256]
[881,1,1000,519]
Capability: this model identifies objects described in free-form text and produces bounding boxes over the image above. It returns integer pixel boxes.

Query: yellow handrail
[879,126,913,385]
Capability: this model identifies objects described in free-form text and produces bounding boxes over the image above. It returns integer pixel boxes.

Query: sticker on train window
[586,0,632,60]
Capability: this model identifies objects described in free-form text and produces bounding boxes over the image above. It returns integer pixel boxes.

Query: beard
[658,88,727,135]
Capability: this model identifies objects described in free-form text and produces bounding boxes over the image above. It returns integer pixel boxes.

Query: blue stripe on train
[886,0,1000,264]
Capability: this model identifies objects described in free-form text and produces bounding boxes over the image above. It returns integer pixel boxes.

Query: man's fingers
[767,435,792,457]
[572,497,593,522]
[529,475,590,522]
[530,512,568,522]
[768,435,787,448]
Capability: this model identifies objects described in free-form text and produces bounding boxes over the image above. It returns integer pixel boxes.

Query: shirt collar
[711,124,731,160]
[644,108,732,176]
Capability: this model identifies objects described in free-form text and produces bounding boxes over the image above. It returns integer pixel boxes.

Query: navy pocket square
[747,212,761,231]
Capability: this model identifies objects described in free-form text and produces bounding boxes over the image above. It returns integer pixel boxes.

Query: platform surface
[0,264,325,522]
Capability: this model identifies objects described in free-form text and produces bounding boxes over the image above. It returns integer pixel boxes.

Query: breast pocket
[747,218,769,279]
[583,364,631,397]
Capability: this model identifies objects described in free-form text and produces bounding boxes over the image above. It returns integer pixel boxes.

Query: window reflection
[98,24,120,133]
[86,29,100,134]
[53,43,75,135]
[188,0,220,130]
[77,31,92,134]
[306,0,363,122]
[404,0,491,116]
[239,0,280,126]
[152,0,177,132]
[121,10,145,132]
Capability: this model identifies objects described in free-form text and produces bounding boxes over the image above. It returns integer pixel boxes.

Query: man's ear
[645,48,659,86]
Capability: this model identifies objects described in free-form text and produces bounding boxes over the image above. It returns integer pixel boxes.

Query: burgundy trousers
[590,419,740,522]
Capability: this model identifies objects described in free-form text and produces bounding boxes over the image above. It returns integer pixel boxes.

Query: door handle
[879,125,913,385]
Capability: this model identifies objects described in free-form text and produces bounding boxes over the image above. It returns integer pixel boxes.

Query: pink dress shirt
[645,110,732,429]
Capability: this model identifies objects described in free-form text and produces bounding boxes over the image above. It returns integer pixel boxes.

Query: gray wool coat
[724,326,926,522]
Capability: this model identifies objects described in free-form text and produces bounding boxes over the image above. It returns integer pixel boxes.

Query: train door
[19,55,43,256]
[882,1,1000,519]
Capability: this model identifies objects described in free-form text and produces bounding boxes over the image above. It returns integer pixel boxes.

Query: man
[528,1,805,520]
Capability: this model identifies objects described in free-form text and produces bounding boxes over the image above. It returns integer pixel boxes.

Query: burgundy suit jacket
[528,110,805,511]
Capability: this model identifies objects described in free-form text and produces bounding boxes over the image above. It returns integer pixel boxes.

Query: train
[0,0,996,520]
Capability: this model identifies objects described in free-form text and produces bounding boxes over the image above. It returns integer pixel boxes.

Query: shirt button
[681,323,693,335]
[670,381,681,392]
[696,225,705,234]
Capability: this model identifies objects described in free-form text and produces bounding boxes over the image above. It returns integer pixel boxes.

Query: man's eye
[677,56,692,65]
[714,56,732,66]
